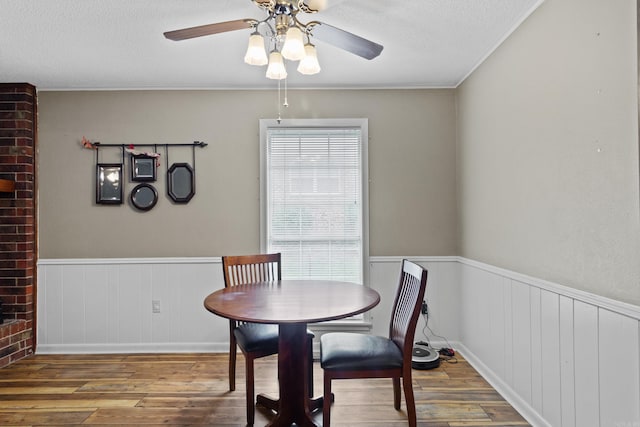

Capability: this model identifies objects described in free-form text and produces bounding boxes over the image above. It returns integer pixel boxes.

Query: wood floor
[0,352,530,426]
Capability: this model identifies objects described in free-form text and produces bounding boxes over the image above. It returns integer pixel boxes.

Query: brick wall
[0,83,37,368]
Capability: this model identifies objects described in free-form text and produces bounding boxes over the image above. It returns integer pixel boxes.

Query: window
[260,119,369,285]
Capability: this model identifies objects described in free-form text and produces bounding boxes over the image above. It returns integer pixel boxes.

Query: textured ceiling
[0,0,543,90]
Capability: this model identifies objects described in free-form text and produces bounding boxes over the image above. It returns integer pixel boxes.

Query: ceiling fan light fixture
[281,27,305,61]
[297,43,321,75]
[266,51,288,80]
[165,0,384,81]
[244,32,268,66]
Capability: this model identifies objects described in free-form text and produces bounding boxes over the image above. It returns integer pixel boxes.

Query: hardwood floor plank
[137,395,248,408]
[479,403,529,423]
[416,377,494,389]
[0,409,94,425]
[415,390,506,402]
[82,407,216,425]
[0,380,87,388]
[0,392,146,401]
[26,369,134,380]
[78,379,229,394]
[417,403,492,421]
[0,398,140,409]
[0,385,79,395]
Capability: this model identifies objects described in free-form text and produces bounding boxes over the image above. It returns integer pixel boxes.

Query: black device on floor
[411,342,440,370]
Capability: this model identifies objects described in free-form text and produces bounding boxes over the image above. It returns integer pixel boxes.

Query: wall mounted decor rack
[87,140,207,208]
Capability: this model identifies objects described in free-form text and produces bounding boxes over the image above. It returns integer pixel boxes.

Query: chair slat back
[222,253,282,288]
[388,260,428,356]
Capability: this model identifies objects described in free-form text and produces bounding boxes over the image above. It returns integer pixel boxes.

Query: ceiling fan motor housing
[274,2,294,15]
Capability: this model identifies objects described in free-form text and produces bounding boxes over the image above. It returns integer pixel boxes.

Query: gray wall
[457,0,640,305]
[37,89,457,260]
[38,0,640,307]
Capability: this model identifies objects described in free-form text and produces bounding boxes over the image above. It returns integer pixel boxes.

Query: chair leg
[307,335,314,397]
[323,373,332,427]
[392,377,401,410]
[245,355,255,426]
[229,327,237,391]
[402,376,417,427]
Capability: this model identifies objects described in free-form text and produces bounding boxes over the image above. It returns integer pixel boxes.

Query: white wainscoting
[458,258,640,427]
[36,256,640,427]
[37,258,228,353]
[36,257,460,355]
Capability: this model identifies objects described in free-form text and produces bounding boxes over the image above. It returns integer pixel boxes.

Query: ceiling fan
[164,0,383,79]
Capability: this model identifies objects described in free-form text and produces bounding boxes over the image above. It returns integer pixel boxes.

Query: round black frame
[130,183,158,211]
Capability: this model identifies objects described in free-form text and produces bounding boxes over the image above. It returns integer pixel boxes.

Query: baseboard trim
[36,342,227,354]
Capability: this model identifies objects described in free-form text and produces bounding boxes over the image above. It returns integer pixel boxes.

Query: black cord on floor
[419,300,457,363]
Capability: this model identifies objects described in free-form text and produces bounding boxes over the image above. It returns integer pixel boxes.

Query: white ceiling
[0,0,542,90]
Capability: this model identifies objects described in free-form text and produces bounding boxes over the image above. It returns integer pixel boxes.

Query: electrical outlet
[152,300,161,313]
[421,301,428,315]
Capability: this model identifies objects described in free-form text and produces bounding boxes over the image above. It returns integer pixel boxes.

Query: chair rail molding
[458,257,640,321]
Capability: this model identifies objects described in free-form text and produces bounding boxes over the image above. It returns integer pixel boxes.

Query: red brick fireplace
[0,83,37,368]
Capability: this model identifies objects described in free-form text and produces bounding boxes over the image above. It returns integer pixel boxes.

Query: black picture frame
[130,154,156,182]
[130,183,158,211]
[167,162,195,203]
[96,163,123,204]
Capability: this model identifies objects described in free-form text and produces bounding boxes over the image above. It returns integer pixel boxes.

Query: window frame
[259,118,370,310]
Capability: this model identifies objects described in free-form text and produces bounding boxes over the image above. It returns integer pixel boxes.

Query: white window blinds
[264,126,364,284]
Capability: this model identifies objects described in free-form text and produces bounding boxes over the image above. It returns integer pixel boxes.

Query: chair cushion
[234,323,279,353]
[320,332,403,371]
[234,323,315,354]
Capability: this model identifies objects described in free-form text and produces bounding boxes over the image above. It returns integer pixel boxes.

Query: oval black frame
[167,162,195,203]
[130,183,158,211]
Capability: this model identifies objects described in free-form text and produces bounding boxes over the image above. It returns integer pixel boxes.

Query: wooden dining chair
[319,259,428,427]
[222,253,314,426]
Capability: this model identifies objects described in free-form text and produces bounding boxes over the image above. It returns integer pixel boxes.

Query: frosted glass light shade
[244,33,268,66]
[281,27,305,61]
[305,0,327,11]
[297,44,321,75]
[266,51,288,79]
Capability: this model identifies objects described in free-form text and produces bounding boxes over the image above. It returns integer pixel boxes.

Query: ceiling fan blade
[164,19,256,41]
[309,22,383,60]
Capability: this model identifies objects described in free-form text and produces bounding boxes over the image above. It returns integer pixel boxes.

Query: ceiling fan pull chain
[284,76,289,108]
[277,79,282,123]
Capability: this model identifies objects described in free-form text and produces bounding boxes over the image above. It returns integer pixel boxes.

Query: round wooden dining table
[204,279,380,427]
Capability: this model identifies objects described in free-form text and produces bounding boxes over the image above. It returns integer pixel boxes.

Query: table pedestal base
[256,394,324,419]
[258,323,319,427]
